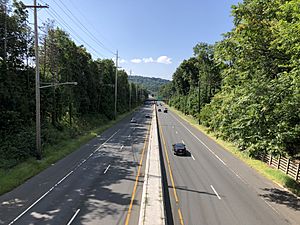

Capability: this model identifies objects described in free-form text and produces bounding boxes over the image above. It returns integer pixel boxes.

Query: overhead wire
[65,0,116,55]
[56,0,115,55]
[45,0,115,57]
[40,2,106,58]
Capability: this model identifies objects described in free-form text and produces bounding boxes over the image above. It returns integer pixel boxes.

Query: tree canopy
[0,1,147,169]
[161,0,300,158]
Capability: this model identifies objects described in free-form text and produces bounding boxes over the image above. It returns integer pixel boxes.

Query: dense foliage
[128,75,170,94]
[0,1,147,169]
[161,0,300,158]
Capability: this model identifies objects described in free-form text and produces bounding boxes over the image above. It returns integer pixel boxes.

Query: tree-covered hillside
[128,75,170,94]
[159,0,300,158]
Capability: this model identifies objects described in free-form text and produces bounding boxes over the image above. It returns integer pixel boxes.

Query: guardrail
[256,153,300,181]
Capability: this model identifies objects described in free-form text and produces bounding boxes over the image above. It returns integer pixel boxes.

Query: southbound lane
[157,105,298,225]
[0,105,153,225]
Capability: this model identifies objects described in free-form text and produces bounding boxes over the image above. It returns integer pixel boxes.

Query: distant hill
[128,75,170,94]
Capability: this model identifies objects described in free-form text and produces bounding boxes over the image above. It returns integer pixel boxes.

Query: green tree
[200,0,300,157]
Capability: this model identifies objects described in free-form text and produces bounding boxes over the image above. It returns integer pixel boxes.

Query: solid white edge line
[169,113,251,185]
[191,154,195,160]
[95,129,120,153]
[104,164,111,174]
[8,188,52,225]
[55,171,74,186]
[8,129,120,225]
[182,140,185,144]
[262,199,281,215]
[211,185,221,200]
[67,209,80,225]
[170,113,226,166]
[8,169,74,225]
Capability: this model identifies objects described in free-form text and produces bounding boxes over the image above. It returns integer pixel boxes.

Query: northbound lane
[157,105,299,225]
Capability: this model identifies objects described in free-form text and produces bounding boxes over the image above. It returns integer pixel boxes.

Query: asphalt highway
[157,105,300,225]
[0,105,152,225]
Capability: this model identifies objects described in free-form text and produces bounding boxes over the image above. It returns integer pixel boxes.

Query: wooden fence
[256,153,300,181]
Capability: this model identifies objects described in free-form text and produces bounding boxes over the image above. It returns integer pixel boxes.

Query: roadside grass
[169,106,300,197]
[0,111,132,195]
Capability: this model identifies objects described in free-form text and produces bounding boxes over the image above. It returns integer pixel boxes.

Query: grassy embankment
[169,106,300,197]
[0,111,134,195]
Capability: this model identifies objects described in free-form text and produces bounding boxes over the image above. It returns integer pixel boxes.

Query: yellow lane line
[158,118,185,225]
[125,123,151,225]
[158,124,179,203]
[178,208,184,225]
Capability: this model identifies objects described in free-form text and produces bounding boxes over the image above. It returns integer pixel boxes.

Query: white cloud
[143,57,154,63]
[119,59,127,64]
[156,55,172,64]
[130,55,172,65]
[131,58,142,63]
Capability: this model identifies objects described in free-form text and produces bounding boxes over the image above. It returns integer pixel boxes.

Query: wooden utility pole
[136,84,138,104]
[198,79,201,124]
[114,50,118,120]
[3,0,7,61]
[26,1,48,160]
[129,70,132,110]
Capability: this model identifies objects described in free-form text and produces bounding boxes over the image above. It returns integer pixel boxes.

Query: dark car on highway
[158,108,161,112]
[130,118,137,123]
[164,108,168,113]
[172,143,187,156]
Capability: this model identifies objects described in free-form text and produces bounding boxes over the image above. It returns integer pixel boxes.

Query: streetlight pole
[114,50,118,120]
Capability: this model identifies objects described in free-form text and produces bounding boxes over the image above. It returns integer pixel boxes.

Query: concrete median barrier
[138,107,165,225]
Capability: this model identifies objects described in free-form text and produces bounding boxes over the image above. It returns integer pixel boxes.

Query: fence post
[296,163,300,181]
[286,158,290,174]
[277,155,281,169]
[269,155,272,166]
[262,153,265,162]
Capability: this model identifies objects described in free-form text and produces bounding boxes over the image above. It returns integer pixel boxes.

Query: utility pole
[198,80,201,124]
[136,84,138,104]
[3,0,7,61]
[114,50,118,120]
[26,1,48,160]
[129,70,132,110]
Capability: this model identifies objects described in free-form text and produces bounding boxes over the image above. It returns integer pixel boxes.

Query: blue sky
[22,0,241,80]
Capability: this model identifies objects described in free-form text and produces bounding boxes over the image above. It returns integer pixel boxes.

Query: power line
[46,0,115,56]
[66,0,116,54]
[56,0,115,55]
[43,6,106,58]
